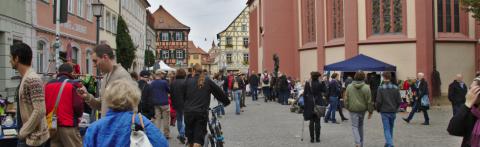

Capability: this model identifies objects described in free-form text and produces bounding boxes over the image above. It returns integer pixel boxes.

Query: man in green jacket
[345,71,374,147]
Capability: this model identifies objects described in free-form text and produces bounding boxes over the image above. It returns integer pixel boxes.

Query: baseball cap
[140,70,150,78]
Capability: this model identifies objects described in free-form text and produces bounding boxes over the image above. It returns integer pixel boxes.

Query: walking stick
[301,119,305,141]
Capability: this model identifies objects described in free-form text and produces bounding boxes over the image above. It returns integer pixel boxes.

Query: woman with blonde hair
[83,80,168,147]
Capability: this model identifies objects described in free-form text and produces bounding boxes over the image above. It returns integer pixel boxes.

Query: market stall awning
[159,60,176,71]
[324,54,396,71]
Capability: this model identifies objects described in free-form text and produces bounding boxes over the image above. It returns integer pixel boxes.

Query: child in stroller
[290,82,305,113]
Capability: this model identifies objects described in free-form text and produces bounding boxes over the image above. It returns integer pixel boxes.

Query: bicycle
[204,105,225,147]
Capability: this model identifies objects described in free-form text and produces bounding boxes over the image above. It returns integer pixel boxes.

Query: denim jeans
[350,112,366,147]
[216,102,225,116]
[216,88,228,116]
[326,97,339,122]
[233,90,242,114]
[262,87,271,101]
[177,111,185,138]
[381,112,396,147]
[407,101,429,123]
[251,85,258,101]
[279,90,289,105]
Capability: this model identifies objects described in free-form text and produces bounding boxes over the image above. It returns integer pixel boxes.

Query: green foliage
[462,0,480,20]
[144,49,155,68]
[115,16,136,70]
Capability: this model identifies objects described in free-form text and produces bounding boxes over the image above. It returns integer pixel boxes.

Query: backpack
[262,74,269,84]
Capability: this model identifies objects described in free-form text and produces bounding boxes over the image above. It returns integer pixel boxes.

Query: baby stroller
[290,89,304,114]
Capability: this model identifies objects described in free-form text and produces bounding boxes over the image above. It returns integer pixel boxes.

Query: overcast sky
[147,0,247,52]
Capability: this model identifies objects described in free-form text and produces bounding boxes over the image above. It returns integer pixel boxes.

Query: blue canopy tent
[324,54,396,71]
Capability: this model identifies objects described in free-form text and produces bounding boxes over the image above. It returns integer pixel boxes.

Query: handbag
[130,113,153,147]
[47,79,69,136]
[421,95,430,107]
[309,81,326,117]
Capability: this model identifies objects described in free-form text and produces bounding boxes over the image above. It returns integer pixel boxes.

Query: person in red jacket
[45,63,84,147]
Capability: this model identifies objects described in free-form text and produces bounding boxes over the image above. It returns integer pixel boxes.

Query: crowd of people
[8,42,233,147]
[8,41,480,147]
[297,71,435,147]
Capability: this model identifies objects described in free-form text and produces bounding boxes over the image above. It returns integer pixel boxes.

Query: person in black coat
[138,70,154,119]
[278,74,290,105]
[249,71,260,101]
[447,78,480,147]
[170,69,187,143]
[403,73,430,125]
[183,64,230,146]
[449,74,468,116]
[303,72,326,143]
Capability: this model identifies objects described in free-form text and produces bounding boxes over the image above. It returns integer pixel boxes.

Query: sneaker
[316,138,320,143]
[421,122,430,125]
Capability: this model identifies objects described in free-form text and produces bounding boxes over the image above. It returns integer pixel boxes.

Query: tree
[462,0,480,20]
[116,16,135,70]
[144,49,155,68]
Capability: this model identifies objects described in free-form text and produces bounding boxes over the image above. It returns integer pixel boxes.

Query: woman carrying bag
[83,80,168,147]
[303,72,327,143]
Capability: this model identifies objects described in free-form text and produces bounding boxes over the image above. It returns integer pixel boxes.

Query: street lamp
[92,0,104,120]
[92,0,104,45]
[146,39,151,70]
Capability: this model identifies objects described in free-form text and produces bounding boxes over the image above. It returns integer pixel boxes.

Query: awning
[324,54,396,71]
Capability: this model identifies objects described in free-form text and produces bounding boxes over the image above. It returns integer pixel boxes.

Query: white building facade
[120,0,150,73]
[0,0,36,97]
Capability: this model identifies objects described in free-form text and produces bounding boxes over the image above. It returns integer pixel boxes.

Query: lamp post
[92,0,104,45]
[146,39,151,70]
[92,0,104,120]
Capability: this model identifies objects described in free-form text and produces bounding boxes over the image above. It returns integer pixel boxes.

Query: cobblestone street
[168,96,462,147]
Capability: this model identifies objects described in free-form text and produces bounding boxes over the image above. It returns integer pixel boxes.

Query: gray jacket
[375,82,402,113]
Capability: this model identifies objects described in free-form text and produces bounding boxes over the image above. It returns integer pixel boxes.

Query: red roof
[187,41,207,54]
[152,6,190,30]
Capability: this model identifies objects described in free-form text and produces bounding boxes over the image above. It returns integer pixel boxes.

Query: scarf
[471,106,480,147]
